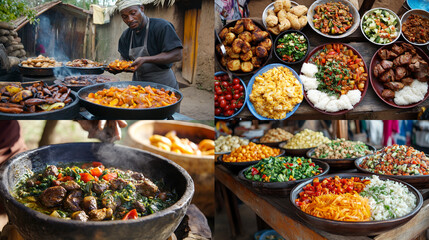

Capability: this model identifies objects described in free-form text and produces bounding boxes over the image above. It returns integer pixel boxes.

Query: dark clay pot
[0,142,194,240]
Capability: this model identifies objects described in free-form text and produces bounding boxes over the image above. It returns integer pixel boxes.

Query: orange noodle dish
[85,85,178,109]
[295,175,417,221]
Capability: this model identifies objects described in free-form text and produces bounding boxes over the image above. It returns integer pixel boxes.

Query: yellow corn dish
[249,66,303,119]
[283,129,330,149]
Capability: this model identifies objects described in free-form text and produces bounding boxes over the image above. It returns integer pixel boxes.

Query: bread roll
[290,5,308,17]
[286,12,300,30]
[266,15,279,27]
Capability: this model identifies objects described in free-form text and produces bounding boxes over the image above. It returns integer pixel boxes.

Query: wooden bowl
[238,159,329,196]
[127,120,215,217]
[290,173,423,236]
[307,144,376,170]
[355,155,429,189]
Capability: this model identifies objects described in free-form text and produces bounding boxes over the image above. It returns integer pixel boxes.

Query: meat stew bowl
[0,142,194,240]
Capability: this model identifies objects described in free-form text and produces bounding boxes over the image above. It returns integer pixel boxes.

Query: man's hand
[130,57,146,71]
[77,120,128,143]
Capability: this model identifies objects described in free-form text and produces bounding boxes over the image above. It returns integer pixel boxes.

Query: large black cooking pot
[78,81,183,120]
[0,143,194,240]
[64,66,104,75]
[18,63,63,77]
[0,90,80,120]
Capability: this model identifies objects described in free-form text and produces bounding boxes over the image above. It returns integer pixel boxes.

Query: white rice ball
[300,74,318,91]
[314,93,330,110]
[346,90,362,105]
[394,81,427,105]
[325,99,340,112]
[307,89,322,104]
[301,63,318,78]
[339,94,353,110]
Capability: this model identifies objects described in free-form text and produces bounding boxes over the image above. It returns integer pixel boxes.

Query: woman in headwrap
[115,0,183,89]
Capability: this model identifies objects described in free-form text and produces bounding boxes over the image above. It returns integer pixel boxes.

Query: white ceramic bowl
[307,0,360,39]
[360,8,401,46]
[262,1,300,31]
[400,9,429,46]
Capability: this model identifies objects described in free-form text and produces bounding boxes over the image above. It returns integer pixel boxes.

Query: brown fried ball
[252,31,269,42]
[241,41,251,54]
[238,31,252,43]
[243,19,256,31]
[256,46,268,58]
[218,28,229,40]
[267,26,281,35]
[251,57,263,68]
[227,47,240,59]
[232,38,245,54]
[240,50,253,62]
[220,56,229,67]
[232,20,244,34]
[241,61,254,72]
[259,38,272,51]
[227,59,241,71]
[225,32,236,45]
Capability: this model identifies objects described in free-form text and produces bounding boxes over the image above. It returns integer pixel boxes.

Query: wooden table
[216,14,429,120]
[216,165,429,240]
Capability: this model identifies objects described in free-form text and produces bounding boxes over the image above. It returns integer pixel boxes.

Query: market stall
[215,120,429,239]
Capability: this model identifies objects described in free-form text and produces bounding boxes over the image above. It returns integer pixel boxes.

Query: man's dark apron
[128,16,179,89]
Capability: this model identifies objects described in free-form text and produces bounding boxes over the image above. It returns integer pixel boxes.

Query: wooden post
[91,24,96,60]
[332,120,348,139]
[83,14,90,59]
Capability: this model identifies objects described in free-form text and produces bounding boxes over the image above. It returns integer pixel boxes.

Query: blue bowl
[246,63,303,120]
[259,230,285,240]
[407,0,429,11]
[214,71,247,120]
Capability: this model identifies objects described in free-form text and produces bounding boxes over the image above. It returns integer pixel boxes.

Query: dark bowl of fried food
[215,18,273,76]
[65,59,105,75]
[78,81,182,120]
[0,142,194,240]
[0,82,80,120]
[54,75,120,92]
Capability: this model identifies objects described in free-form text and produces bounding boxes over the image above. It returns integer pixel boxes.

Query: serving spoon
[215,29,234,82]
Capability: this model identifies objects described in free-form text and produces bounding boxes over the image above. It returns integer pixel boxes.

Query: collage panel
[0,0,213,120]
[214,119,429,239]
[0,120,214,239]
[215,0,429,121]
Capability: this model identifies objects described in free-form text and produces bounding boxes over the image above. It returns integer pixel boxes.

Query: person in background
[114,0,183,89]
[35,38,46,56]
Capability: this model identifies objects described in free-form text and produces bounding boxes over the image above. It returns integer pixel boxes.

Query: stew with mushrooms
[14,162,177,221]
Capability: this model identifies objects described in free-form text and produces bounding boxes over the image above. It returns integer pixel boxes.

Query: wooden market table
[216,5,429,120]
[216,164,429,240]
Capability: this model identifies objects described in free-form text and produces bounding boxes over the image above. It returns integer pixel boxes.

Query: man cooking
[115,0,183,89]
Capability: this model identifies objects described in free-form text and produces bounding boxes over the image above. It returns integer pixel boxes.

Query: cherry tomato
[219,100,227,108]
[223,105,230,110]
[225,94,232,101]
[215,76,221,81]
[215,108,221,115]
[215,101,219,107]
[215,87,222,95]
[233,84,240,90]
[231,102,237,109]
[233,78,240,85]
[214,95,218,101]
[238,85,244,92]
[225,110,235,116]
[237,102,243,108]
[221,81,228,87]
[233,93,240,99]
[222,74,229,81]
[239,92,244,97]
[218,96,225,101]
[214,81,220,87]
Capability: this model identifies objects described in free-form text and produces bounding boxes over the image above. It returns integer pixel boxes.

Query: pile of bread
[21,55,62,68]
[265,0,308,35]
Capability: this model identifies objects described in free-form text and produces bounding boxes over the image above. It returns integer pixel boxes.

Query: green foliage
[0,0,39,24]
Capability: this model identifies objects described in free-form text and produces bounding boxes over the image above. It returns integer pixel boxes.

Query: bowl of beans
[217,142,284,172]
[400,9,429,46]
